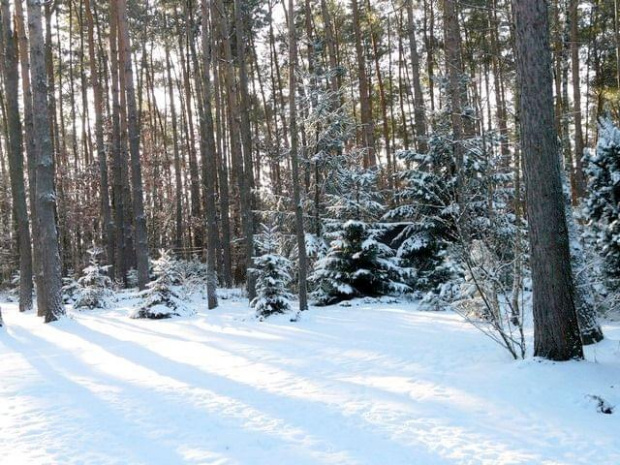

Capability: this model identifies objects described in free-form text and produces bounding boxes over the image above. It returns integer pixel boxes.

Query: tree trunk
[85,0,114,268]
[165,44,184,252]
[109,0,128,284]
[26,0,64,323]
[14,0,39,285]
[512,0,583,361]
[570,0,586,199]
[351,0,375,167]
[289,0,308,312]
[199,0,219,309]
[406,0,428,153]
[0,0,34,312]
[442,0,466,225]
[116,0,149,289]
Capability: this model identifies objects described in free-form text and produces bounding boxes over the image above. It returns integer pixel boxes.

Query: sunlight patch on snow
[1,297,619,464]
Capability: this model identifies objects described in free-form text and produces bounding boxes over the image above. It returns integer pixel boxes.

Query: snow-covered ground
[1,292,619,465]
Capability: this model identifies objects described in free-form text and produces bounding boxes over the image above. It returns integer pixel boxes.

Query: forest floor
[0,290,619,465]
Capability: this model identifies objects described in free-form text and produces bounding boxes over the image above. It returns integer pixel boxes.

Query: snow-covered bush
[250,224,293,319]
[324,165,385,224]
[449,240,526,360]
[74,247,114,310]
[62,271,80,304]
[176,257,209,298]
[131,249,194,319]
[310,220,411,305]
[126,268,139,288]
[6,271,22,301]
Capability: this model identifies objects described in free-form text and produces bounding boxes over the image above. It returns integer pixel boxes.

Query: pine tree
[131,250,194,319]
[385,113,509,293]
[584,119,620,290]
[324,163,384,225]
[513,0,583,361]
[74,247,114,310]
[251,224,293,319]
[310,220,410,305]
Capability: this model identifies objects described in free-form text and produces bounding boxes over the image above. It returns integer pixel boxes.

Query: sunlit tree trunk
[27,0,64,323]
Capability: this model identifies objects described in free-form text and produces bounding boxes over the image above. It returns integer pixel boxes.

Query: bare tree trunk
[513,0,583,361]
[199,0,219,309]
[320,0,340,97]
[165,44,183,252]
[116,0,149,289]
[289,0,308,312]
[14,0,40,286]
[26,0,64,323]
[0,0,33,312]
[570,0,586,199]
[351,0,375,167]
[442,0,466,224]
[85,0,114,267]
[215,0,254,296]
[176,7,203,250]
[406,0,428,153]
[109,0,127,283]
[234,0,256,300]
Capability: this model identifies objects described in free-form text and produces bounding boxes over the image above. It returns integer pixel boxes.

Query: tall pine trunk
[116,0,149,289]
[85,0,114,268]
[513,0,583,361]
[199,0,219,310]
[27,0,64,323]
[406,0,428,153]
[0,0,33,312]
[289,0,308,312]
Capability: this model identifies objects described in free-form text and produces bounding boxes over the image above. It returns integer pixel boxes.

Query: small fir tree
[61,270,80,304]
[251,224,293,319]
[310,220,411,305]
[74,247,114,310]
[131,249,193,319]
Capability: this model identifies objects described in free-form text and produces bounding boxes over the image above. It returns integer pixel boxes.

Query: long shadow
[87,314,339,351]
[2,325,191,465]
[7,324,366,464]
[58,321,449,465]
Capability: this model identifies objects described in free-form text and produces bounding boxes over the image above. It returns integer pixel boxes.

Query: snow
[1,293,619,465]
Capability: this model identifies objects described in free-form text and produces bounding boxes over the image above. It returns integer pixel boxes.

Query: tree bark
[165,44,184,252]
[0,0,34,312]
[351,0,375,167]
[85,0,114,268]
[26,0,64,323]
[199,0,219,309]
[570,0,586,199]
[512,0,583,360]
[289,0,308,312]
[406,0,428,153]
[108,0,128,284]
[116,0,149,289]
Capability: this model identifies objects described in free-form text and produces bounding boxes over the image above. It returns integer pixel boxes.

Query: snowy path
[1,296,619,465]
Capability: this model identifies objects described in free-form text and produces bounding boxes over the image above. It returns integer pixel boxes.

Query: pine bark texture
[199,0,219,310]
[117,0,150,289]
[27,0,64,323]
[0,0,33,312]
[289,0,309,311]
[513,0,583,361]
